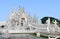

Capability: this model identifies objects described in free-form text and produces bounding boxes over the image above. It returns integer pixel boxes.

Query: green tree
[57,20,60,27]
[41,17,58,24]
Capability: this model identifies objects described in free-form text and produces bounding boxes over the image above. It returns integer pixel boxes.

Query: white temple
[0,7,60,39]
[0,7,40,33]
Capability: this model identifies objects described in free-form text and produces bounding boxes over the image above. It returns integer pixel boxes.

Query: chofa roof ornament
[18,6,24,14]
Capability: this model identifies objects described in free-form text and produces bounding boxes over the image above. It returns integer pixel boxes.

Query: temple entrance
[21,18,25,26]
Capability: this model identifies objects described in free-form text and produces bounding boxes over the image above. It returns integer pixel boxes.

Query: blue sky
[0,0,60,21]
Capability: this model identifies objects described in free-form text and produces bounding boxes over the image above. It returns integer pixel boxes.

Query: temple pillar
[46,18,50,33]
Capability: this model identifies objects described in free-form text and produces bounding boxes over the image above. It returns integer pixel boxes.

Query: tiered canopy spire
[33,13,38,24]
[18,6,24,14]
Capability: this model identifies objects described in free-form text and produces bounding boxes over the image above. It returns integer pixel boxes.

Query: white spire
[12,8,16,13]
[46,18,50,33]
[18,6,24,14]
[33,13,38,24]
[54,20,57,25]
[9,8,17,21]
[46,18,50,24]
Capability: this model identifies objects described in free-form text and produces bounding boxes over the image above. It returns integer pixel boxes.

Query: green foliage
[40,16,60,27]
[32,33,36,36]
[57,37,60,39]
[57,20,60,27]
[30,33,37,37]
[41,17,58,24]
[40,35,48,38]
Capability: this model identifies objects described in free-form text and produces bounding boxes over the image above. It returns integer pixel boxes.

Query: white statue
[54,20,57,25]
[46,18,50,24]
[46,18,50,33]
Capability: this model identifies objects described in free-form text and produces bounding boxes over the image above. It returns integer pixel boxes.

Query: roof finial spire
[12,8,16,13]
[18,6,24,14]
[33,13,38,24]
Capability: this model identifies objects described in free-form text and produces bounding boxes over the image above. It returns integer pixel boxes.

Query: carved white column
[46,18,50,33]
[54,20,57,28]
[54,20,57,33]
